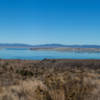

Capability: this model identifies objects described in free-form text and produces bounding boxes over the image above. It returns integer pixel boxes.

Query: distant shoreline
[0,43,100,53]
[0,58,100,61]
[30,47,100,53]
[1,46,100,53]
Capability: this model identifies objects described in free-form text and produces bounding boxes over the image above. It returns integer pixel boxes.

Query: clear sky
[0,0,100,45]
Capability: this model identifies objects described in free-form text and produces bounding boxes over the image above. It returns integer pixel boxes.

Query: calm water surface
[0,48,100,60]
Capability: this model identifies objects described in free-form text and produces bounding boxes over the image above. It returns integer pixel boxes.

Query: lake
[0,48,100,60]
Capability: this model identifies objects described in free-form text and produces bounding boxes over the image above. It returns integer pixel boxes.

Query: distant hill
[0,43,33,48]
[32,44,100,48]
[0,43,100,48]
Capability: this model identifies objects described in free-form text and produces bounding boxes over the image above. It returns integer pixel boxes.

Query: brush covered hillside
[0,59,100,100]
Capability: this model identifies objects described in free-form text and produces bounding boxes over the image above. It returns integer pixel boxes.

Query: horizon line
[0,43,100,46]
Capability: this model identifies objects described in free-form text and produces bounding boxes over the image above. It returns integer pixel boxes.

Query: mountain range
[0,43,100,48]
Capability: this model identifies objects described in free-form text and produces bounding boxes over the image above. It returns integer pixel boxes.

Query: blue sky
[0,0,100,45]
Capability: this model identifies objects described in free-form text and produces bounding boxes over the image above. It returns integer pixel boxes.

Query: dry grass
[0,59,100,100]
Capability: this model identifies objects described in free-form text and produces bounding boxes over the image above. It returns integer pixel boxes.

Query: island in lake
[30,47,100,53]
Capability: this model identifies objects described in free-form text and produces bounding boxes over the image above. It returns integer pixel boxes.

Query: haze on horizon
[0,0,100,45]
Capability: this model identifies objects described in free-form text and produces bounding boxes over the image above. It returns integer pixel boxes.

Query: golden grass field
[0,59,100,100]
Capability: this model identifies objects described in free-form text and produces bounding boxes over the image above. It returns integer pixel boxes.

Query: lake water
[0,48,100,60]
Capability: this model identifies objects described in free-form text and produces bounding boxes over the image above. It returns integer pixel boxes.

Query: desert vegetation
[0,59,100,100]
